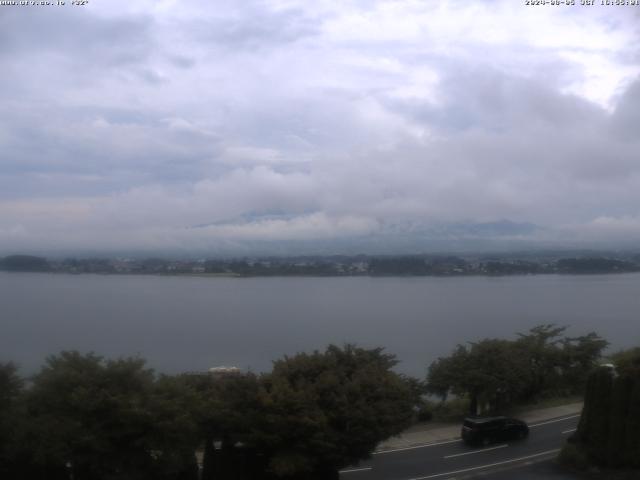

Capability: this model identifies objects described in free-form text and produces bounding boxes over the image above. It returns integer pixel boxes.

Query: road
[340,414,580,480]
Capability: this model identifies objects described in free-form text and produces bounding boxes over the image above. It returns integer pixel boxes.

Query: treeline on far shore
[2,252,640,276]
[2,325,634,480]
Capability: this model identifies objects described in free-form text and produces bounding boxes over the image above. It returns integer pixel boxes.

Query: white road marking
[339,467,372,474]
[373,438,461,455]
[408,449,561,480]
[529,414,580,428]
[562,428,577,434]
[443,444,508,459]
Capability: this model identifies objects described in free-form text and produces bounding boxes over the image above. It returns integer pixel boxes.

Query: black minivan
[461,416,529,446]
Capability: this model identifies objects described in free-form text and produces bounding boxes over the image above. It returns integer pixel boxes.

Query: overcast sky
[1,0,640,254]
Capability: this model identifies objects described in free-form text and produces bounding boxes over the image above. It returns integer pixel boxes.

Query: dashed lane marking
[443,444,508,459]
[339,467,372,474]
[407,449,561,480]
[373,438,461,455]
[529,414,580,428]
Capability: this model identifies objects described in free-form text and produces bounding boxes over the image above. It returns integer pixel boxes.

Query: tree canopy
[426,325,608,414]
[257,345,417,478]
[0,346,417,480]
[565,347,640,470]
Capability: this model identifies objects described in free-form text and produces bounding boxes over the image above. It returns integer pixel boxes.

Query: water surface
[1,272,639,378]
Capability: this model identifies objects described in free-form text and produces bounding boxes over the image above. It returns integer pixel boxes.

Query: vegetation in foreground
[560,347,640,474]
[0,326,621,479]
[426,325,608,416]
[0,345,417,480]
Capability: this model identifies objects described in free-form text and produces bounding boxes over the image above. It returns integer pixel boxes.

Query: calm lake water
[1,272,639,378]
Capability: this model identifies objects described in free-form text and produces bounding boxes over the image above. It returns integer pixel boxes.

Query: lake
[1,272,639,378]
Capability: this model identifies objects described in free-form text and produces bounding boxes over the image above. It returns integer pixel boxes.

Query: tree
[560,332,609,395]
[426,345,469,402]
[184,371,264,480]
[567,350,640,470]
[147,375,201,480]
[427,325,609,415]
[515,324,568,401]
[427,340,529,415]
[25,351,158,480]
[257,345,416,479]
[0,362,22,412]
[610,347,640,375]
[0,363,26,479]
[0,254,50,272]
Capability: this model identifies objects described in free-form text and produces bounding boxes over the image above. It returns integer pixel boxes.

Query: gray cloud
[1,1,640,253]
[0,7,153,66]
[0,105,223,197]
[186,2,322,51]
[610,79,640,140]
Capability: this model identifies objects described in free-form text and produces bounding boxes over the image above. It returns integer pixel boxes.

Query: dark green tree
[427,325,609,415]
[567,347,640,470]
[25,351,158,480]
[427,340,528,415]
[610,347,640,375]
[257,344,416,479]
[515,324,568,400]
[560,332,609,395]
[624,375,640,468]
[184,371,264,480]
[0,363,26,479]
[147,375,201,480]
[426,346,468,402]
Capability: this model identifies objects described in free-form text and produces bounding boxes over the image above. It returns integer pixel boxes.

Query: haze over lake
[2,272,639,378]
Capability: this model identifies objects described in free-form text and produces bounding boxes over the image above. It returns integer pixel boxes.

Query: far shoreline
[3,270,640,279]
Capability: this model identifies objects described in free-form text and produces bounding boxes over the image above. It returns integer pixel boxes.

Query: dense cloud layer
[1,0,639,254]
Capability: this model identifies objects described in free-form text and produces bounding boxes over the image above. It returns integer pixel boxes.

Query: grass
[508,394,583,415]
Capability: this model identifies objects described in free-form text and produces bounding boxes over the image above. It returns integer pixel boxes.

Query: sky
[1,0,640,255]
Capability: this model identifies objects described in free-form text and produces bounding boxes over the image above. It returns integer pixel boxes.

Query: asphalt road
[462,457,583,480]
[339,414,581,480]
